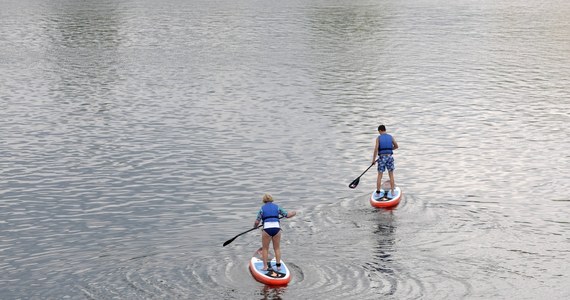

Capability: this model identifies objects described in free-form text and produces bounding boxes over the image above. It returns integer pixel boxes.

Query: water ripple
[2,0,570,298]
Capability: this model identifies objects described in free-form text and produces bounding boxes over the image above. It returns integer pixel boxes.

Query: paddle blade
[223,237,236,247]
[348,177,360,189]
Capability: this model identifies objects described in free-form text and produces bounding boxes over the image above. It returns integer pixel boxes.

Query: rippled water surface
[1,0,569,299]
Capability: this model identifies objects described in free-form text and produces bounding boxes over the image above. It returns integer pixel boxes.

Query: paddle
[223,216,285,247]
[348,159,377,189]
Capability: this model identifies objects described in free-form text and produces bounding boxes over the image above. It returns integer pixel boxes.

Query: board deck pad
[251,260,287,276]
[372,188,400,200]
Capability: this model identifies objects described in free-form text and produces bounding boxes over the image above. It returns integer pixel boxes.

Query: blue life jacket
[378,134,393,155]
[261,203,280,223]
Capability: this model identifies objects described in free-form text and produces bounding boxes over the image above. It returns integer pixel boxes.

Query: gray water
[1,0,569,299]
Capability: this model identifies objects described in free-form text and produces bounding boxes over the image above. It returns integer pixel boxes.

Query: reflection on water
[258,285,286,300]
[1,0,569,299]
[371,212,396,275]
[367,210,398,296]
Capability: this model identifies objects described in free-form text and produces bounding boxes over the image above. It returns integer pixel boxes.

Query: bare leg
[376,172,384,192]
[272,231,282,270]
[388,170,395,195]
[261,231,271,270]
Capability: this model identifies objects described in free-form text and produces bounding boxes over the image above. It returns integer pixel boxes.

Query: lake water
[1,0,569,299]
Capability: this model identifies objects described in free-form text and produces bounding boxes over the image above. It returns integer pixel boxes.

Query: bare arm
[286,211,296,218]
[392,137,399,151]
[254,209,261,228]
[372,137,379,164]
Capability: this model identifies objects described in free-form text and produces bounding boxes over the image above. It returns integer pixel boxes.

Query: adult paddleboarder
[253,193,296,272]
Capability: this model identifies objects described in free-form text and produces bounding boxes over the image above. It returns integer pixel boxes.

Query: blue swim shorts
[264,228,281,237]
[377,155,395,173]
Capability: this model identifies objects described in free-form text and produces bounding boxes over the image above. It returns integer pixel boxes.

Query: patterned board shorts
[377,155,395,172]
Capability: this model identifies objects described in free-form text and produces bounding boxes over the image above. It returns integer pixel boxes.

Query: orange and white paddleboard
[249,249,291,286]
[370,186,402,208]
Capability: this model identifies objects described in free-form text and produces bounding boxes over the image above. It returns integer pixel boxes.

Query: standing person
[372,125,399,198]
[253,194,296,271]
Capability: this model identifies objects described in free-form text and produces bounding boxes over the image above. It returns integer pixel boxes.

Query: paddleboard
[370,186,402,208]
[249,248,291,286]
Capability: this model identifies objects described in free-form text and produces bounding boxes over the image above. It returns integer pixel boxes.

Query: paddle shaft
[223,216,285,247]
[357,161,376,178]
[348,158,379,188]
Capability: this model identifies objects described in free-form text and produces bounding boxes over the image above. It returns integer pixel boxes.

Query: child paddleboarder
[372,124,399,199]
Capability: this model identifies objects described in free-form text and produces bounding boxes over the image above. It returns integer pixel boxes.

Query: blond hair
[262,193,274,203]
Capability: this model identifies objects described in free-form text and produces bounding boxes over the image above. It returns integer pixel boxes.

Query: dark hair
[378,125,386,131]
